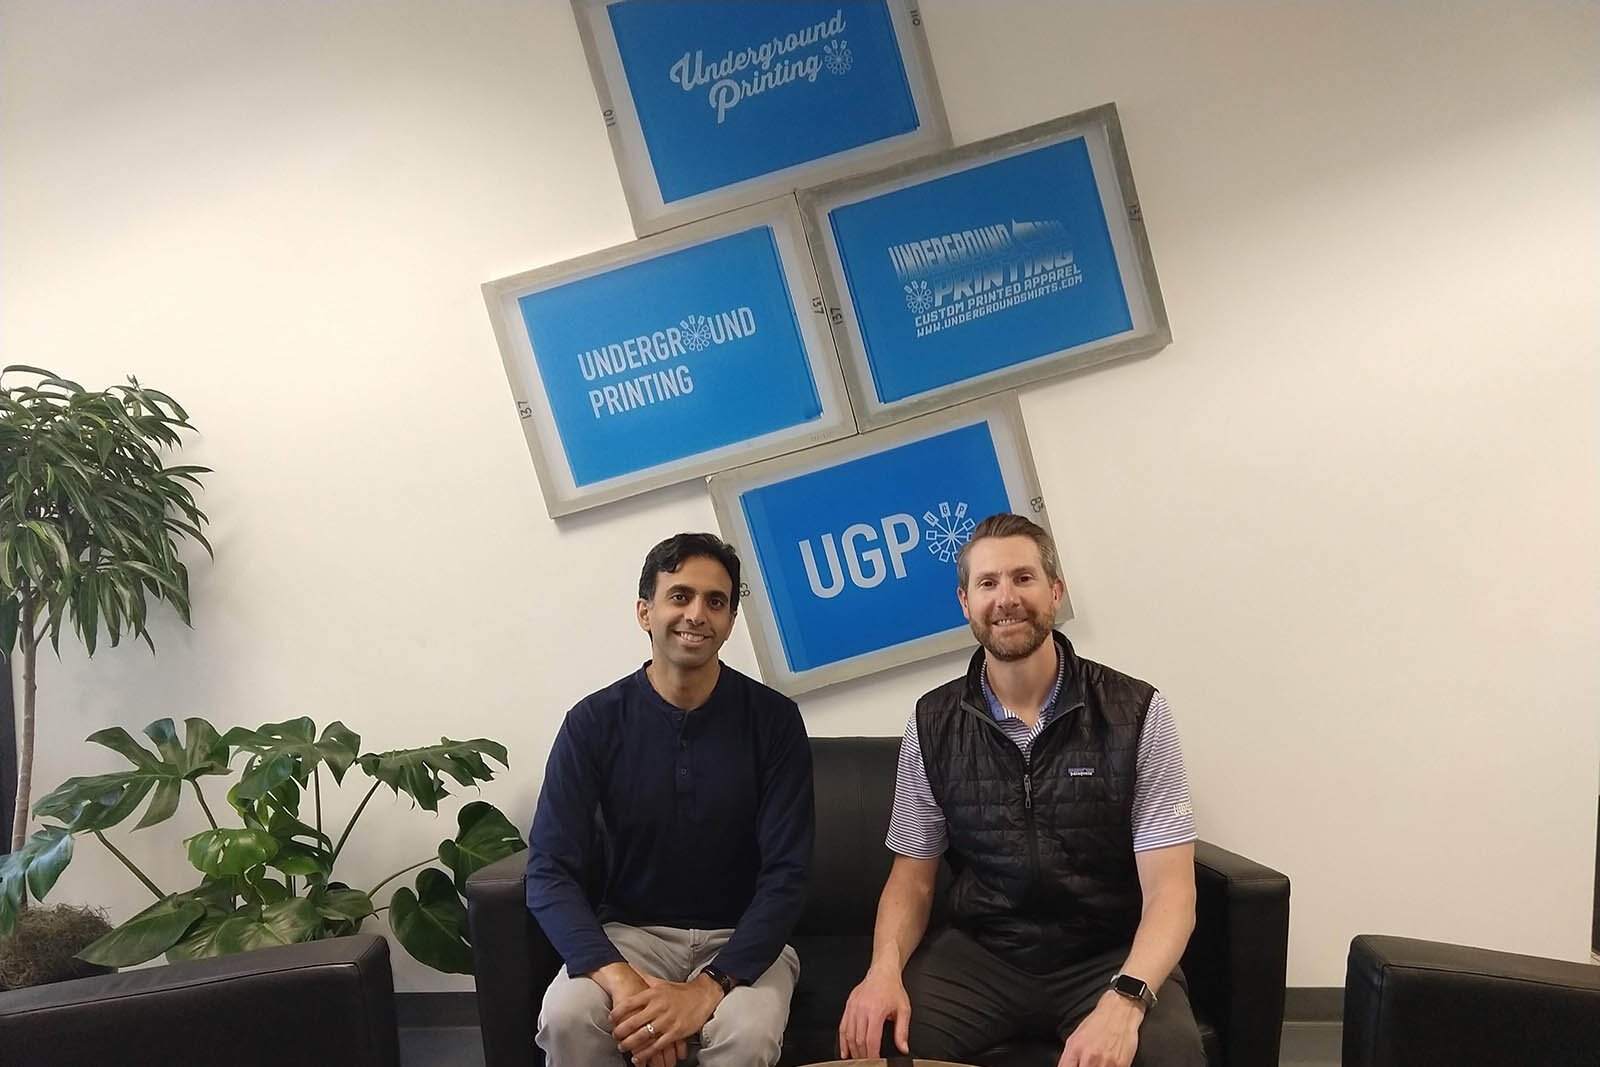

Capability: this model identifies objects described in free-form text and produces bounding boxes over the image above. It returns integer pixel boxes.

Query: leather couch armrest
[1182,839,1290,1067]
[1343,934,1600,1067]
[467,847,561,1067]
[0,933,397,1067]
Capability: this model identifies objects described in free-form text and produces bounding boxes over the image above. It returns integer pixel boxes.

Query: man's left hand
[1058,989,1144,1067]
[611,973,722,1066]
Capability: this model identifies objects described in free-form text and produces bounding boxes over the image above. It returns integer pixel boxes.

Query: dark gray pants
[903,927,1205,1066]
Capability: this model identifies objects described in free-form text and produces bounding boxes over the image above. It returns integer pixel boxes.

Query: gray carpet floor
[398,1021,1343,1066]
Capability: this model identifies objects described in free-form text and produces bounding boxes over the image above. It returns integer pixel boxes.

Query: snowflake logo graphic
[822,39,853,75]
[923,501,974,563]
[904,280,934,313]
[678,315,715,352]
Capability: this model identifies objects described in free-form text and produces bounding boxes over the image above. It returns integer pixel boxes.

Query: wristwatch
[700,964,739,996]
[1109,972,1157,1010]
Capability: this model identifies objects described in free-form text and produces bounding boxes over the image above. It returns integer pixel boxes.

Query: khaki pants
[536,923,800,1067]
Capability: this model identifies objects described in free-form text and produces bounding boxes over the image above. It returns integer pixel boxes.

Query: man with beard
[838,513,1204,1067]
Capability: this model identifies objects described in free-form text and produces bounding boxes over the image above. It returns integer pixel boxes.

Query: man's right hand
[589,963,685,1067]
[838,964,912,1059]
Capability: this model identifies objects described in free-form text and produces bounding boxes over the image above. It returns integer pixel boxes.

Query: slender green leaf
[0,366,208,670]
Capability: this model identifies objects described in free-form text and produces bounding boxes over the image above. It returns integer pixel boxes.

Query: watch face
[1112,974,1147,998]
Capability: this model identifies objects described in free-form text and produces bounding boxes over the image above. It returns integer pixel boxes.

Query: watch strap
[701,964,738,995]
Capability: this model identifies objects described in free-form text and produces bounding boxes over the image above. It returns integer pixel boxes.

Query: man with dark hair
[527,532,813,1067]
[839,514,1205,1067]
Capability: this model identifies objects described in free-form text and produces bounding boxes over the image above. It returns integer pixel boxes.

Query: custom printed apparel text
[828,136,1134,404]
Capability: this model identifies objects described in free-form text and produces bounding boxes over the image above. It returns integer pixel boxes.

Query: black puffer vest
[917,632,1153,974]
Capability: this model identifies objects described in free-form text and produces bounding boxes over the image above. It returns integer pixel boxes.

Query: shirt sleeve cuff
[562,943,627,978]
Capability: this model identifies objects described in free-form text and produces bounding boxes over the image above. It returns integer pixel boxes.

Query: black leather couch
[0,932,399,1067]
[1343,934,1600,1067]
[467,735,1291,1067]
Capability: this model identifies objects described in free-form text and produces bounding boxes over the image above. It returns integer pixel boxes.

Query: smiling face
[636,554,736,675]
[957,534,1064,662]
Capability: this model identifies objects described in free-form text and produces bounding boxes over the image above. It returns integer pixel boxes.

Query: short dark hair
[955,513,1063,589]
[638,532,742,613]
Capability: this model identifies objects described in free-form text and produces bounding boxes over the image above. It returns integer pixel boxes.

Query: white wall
[3,0,1595,992]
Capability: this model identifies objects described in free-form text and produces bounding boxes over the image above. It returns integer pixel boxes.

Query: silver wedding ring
[645,1023,658,1036]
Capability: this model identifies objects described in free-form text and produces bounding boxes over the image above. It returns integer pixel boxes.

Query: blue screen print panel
[517,226,822,487]
[828,137,1134,404]
[738,421,1011,673]
[606,1,920,204]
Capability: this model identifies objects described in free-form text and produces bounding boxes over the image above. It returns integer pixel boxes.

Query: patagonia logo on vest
[1067,767,1095,777]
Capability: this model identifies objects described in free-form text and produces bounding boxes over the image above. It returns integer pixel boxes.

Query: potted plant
[4,715,523,973]
[0,365,209,945]
[0,902,111,990]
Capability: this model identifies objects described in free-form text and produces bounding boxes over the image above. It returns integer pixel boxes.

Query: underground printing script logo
[576,306,757,419]
[890,219,1084,337]
[798,500,973,599]
[669,9,851,124]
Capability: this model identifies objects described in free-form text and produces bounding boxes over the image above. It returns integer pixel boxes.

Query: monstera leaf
[0,827,74,936]
[313,884,376,925]
[24,710,520,978]
[356,738,507,812]
[76,894,206,967]
[210,898,320,954]
[222,718,360,799]
[389,868,471,974]
[164,914,230,962]
[33,718,229,832]
[438,801,525,894]
[186,827,278,877]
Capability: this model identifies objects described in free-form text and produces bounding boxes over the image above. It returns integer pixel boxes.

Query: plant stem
[92,830,166,900]
[10,592,37,855]
[367,857,432,896]
[331,780,382,866]
[314,766,323,839]
[189,780,218,830]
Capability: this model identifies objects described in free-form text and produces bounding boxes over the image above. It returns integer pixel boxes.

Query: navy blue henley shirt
[524,662,813,982]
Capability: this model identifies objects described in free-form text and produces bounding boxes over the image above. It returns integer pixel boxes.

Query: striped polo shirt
[886,654,1198,858]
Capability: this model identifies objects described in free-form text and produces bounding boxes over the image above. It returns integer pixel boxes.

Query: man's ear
[956,583,970,621]
[636,598,651,633]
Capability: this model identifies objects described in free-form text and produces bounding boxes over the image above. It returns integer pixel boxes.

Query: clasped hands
[596,962,723,1067]
[838,968,1144,1067]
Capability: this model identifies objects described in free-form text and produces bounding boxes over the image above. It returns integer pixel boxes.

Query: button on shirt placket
[672,710,693,817]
